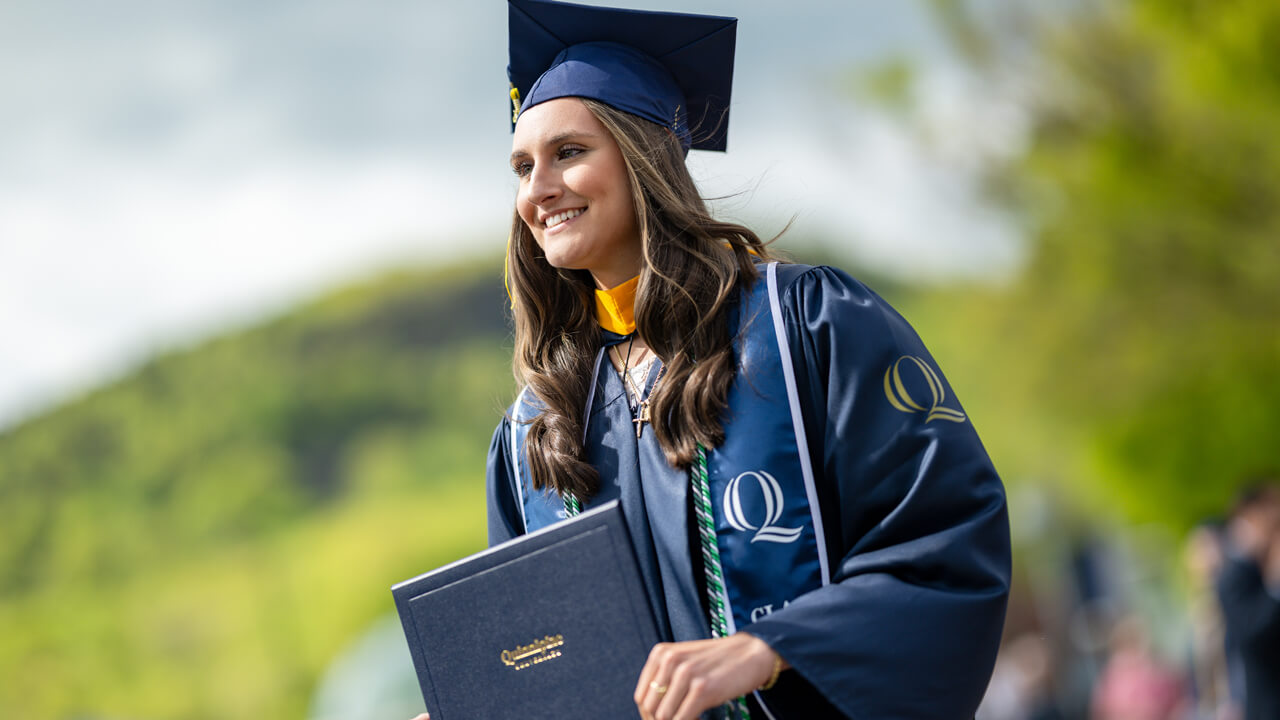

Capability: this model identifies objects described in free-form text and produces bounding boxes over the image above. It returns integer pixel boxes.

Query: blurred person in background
[1215,481,1280,720]
[1089,614,1185,720]
[1183,522,1239,720]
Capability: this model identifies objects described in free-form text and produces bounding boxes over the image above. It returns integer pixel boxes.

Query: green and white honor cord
[693,445,752,720]
[563,492,581,517]
[560,448,750,720]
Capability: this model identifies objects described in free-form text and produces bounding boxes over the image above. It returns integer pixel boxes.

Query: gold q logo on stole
[883,356,967,424]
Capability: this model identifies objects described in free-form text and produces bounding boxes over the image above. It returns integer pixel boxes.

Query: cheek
[605,181,637,230]
[515,194,540,234]
[598,164,634,224]
[563,163,606,199]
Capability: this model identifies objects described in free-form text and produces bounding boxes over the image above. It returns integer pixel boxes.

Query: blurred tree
[924,0,1280,527]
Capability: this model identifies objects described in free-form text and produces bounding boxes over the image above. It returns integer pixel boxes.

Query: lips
[543,208,585,229]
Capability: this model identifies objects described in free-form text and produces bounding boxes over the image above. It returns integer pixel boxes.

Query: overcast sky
[0,0,1030,430]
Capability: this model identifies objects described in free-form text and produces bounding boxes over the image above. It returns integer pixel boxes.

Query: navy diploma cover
[392,501,660,719]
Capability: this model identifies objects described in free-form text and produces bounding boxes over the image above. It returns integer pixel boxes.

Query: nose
[526,162,563,208]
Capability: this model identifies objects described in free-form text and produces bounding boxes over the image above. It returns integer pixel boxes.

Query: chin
[538,238,593,272]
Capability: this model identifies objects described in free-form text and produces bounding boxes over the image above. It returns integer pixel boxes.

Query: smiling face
[510,97,642,290]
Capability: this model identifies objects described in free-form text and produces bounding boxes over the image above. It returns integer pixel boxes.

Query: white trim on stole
[766,262,831,587]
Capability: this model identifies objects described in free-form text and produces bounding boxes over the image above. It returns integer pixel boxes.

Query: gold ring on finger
[649,681,668,694]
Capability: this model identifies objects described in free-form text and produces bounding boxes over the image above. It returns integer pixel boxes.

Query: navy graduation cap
[507,0,737,152]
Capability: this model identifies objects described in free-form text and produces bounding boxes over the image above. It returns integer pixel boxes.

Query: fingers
[634,641,667,714]
[410,714,431,720]
[637,642,676,720]
[654,653,695,720]
[634,638,736,720]
[635,634,787,720]
[669,674,713,720]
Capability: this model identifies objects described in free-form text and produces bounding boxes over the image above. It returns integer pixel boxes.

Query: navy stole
[509,262,830,632]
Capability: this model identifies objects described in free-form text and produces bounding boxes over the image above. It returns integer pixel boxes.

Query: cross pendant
[634,400,652,438]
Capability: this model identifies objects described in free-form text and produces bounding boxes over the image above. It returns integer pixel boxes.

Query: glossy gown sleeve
[740,265,1010,719]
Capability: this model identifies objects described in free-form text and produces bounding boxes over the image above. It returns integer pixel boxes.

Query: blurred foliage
[847,56,917,113]
[903,0,1280,529]
[0,259,513,719]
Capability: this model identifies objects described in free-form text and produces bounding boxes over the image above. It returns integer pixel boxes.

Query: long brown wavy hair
[508,98,772,500]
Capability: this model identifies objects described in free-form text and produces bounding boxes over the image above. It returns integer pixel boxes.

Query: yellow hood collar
[594,275,639,335]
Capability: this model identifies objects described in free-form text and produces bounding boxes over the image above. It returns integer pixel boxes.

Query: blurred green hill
[0,260,514,719]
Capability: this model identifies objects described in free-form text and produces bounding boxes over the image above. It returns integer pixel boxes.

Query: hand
[410,714,430,720]
[633,633,787,720]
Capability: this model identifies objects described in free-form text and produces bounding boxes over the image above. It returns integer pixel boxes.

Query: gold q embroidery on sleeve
[883,356,967,424]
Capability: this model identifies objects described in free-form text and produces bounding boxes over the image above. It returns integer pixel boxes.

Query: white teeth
[545,208,584,228]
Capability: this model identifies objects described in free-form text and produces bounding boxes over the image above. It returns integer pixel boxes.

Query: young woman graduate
[480,1,1010,718]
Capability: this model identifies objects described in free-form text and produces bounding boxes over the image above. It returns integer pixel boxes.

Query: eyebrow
[510,130,601,163]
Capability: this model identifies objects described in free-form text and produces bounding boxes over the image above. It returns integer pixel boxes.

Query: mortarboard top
[507,0,737,152]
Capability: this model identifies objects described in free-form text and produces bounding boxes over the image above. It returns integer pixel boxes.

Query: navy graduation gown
[486,264,1011,719]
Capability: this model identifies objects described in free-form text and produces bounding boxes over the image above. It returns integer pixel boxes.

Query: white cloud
[0,156,510,428]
